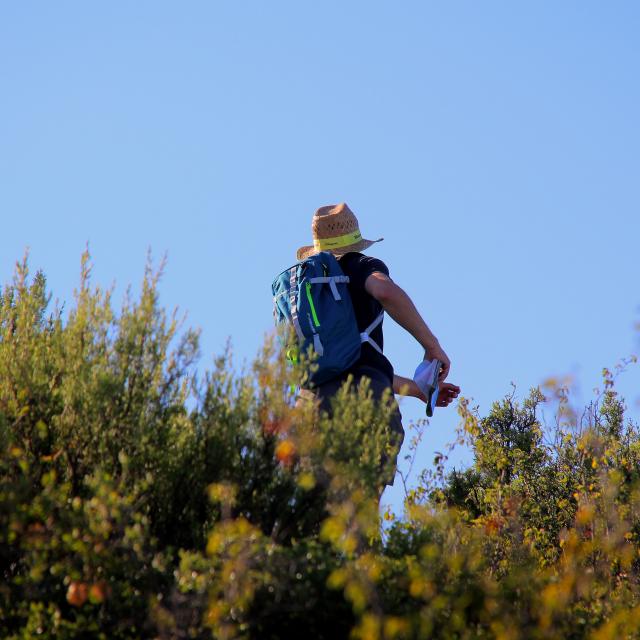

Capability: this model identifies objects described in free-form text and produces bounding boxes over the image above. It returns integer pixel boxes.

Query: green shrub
[0,253,639,639]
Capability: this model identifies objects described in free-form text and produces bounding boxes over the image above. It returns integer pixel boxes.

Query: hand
[436,382,460,407]
[425,344,451,382]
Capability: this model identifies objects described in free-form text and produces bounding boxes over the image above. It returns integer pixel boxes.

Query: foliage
[1,253,639,638]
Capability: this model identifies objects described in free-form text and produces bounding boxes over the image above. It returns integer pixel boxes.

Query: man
[296,203,460,485]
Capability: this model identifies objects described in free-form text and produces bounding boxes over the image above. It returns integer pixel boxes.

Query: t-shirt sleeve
[350,255,390,290]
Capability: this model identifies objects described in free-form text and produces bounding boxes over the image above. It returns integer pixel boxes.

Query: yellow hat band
[313,230,362,251]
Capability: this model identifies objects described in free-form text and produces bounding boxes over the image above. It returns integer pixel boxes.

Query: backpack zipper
[305,282,321,327]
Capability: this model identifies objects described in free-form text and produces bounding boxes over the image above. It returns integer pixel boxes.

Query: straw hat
[296,203,383,261]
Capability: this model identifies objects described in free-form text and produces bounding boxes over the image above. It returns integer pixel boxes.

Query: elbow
[373,281,399,307]
[365,272,398,305]
[375,283,395,305]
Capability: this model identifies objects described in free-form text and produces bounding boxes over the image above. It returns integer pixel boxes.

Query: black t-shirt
[338,252,394,383]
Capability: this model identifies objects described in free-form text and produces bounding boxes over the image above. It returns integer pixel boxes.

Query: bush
[0,253,639,639]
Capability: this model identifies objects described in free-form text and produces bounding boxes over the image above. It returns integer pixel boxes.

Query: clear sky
[1,2,639,510]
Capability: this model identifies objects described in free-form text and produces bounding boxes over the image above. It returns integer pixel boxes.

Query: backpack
[271,251,384,385]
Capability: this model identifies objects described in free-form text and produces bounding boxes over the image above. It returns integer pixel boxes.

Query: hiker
[275,202,460,487]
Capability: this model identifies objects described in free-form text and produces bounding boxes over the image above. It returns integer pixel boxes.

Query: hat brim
[296,237,383,261]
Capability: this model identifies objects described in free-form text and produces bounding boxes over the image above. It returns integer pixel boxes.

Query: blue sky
[1,2,639,510]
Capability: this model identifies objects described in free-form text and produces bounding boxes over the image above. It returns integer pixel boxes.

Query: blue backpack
[272,251,384,385]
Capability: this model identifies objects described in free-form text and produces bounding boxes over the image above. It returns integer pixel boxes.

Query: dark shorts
[303,365,404,488]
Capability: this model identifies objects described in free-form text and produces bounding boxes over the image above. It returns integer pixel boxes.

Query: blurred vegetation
[1,253,639,639]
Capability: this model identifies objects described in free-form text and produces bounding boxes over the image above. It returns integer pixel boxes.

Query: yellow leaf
[298,472,315,491]
[327,568,347,589]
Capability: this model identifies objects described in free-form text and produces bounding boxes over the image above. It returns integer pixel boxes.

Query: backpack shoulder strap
[360,311,384,354]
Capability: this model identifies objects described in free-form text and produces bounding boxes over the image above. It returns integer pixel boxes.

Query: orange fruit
[89,581,111,604]
[67,581,88,607]
[275,440,296,465]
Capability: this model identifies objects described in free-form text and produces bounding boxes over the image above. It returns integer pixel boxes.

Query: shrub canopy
[1,254,639,639]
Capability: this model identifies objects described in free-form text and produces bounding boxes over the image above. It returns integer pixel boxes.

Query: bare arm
[394,374,461,407]
[393,374,422,398]
[365,271,451,380]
